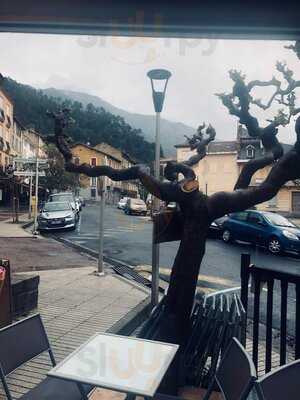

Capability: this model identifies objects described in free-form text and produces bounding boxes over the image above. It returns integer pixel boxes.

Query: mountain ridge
[43,87,196,156]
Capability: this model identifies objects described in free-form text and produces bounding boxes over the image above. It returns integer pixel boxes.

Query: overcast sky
[0,33,299,143]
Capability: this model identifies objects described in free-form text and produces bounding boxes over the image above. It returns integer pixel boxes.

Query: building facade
[0,85,13,171]
[21,129,47,159]
[94,143,139,199]
[0,77,47,207]
[72,143,139,202]
[176,125,300,215]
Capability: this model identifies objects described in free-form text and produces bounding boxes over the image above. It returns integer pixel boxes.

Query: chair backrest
[0,314,51,376]
[254,359,300,400]
[215,338,257,400]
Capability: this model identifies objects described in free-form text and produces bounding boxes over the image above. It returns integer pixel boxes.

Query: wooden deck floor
[0,267,149,400]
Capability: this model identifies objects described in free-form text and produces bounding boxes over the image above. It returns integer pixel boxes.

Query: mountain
[43,88,196,156]
[2,77,156,164]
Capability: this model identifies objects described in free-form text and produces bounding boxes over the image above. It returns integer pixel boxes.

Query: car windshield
[131,199,145,205]
[43,202,71,212]
[264,213,296,228]
[50,194,74,203]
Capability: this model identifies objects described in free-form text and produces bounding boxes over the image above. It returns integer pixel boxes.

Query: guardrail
[240,253,300,374]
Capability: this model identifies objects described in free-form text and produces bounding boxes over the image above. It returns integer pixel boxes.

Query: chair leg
[125,394,136,400]
[201,379,216,400]
[0,372,13,400]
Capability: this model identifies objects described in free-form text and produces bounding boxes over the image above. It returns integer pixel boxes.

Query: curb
[53,236,101,259]
[22,220,34,229]
[108,296,151,336]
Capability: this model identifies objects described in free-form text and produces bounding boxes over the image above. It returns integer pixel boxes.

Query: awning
[0,1,300,39]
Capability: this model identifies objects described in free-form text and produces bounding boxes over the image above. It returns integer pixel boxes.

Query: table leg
[125,394,136,400]
[77,383,89,400]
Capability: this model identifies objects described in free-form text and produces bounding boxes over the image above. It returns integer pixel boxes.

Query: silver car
[49,192,80,213]
[38,201,77,231]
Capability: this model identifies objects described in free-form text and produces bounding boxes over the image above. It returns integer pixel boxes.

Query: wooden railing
[240,253,300,373]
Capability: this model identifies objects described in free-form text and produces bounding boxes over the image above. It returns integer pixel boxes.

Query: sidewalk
[0,267,150,400]
[0,213,33,238]
[0,221,150,399]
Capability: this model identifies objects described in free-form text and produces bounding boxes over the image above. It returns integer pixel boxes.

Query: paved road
[50,203,299,286]
[48,203,300,334]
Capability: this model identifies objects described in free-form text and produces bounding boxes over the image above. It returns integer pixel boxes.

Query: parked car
[79,196,86,207]
[124,198,147,216]
[75,197,85,211]
[118,197,129,209]
[208,215,228,238]
[49,192,80,213]
[38,201,77,231]
[221,210,300,255]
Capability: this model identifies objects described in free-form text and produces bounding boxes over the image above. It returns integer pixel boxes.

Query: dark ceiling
[0,1,300,39]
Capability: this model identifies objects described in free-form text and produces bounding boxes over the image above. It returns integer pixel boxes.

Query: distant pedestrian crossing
[66,224,144,241]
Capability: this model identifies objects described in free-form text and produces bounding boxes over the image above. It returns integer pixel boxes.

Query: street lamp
[147,68,171,308]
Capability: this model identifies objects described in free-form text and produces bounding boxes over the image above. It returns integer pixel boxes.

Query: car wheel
[268,237,282,255]
[222,229,232,243]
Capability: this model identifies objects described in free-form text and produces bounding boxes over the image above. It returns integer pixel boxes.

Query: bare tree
[49,47,300,347]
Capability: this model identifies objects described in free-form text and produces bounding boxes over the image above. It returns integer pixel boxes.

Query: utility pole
[28,174,32,219]
[96,156,107,276]
[97,177,105,276]
[33,137,39,235]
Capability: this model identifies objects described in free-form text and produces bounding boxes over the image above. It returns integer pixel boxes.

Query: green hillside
[2,77,156,164]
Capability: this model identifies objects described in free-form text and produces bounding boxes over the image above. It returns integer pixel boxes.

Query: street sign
[14,158,49,164]
[13,171,46,177]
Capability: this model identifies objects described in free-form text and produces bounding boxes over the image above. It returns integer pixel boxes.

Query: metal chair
[254,359,300,400]
[154,338,256,400]
[0,314,92,400]
[202,337,257,400]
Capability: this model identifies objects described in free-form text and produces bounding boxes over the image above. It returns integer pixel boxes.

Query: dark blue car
[221,210,300,255]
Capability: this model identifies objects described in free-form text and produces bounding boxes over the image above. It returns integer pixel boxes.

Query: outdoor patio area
[0,266,150,400]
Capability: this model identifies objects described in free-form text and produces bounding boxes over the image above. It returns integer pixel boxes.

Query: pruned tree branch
[216,70,285,161]
[184,123,216,167]
[47,110,202,203]
[208,116,300,220]
[234,154,275,190]
[285,41,300,60]
[161,123,216,195]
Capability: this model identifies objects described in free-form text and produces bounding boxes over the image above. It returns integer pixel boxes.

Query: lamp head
[147,69,172,113]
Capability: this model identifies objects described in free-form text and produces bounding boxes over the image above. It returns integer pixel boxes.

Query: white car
[118,197,129,209]
[38,201,77,231]
[124,198,147,216]
[49,192,80,213]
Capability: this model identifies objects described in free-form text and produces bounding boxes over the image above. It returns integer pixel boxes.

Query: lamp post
[33,136,40,235]
[96,155,107,276]
[147,68,171,307]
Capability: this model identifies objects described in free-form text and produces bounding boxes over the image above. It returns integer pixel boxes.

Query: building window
[91,157,97,166]
[246,145,255,159]
[74,157,80,165]
[91,188,96,198]
[91,177,97,187]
